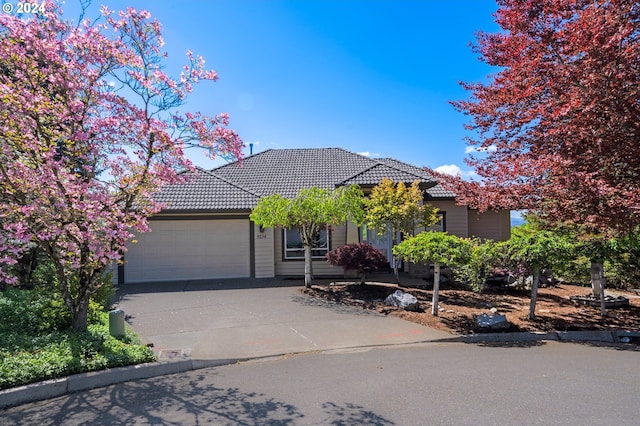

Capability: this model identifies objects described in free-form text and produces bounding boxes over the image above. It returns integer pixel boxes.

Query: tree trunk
[528,268,540,320]
[432,262,440,316]
[71,297,90,331]
[590,262,603,298]
[304,245,313,288]
[599,265,606,317]
[590,262,607,316]
[391,233,400,284]
[391,256,400,284]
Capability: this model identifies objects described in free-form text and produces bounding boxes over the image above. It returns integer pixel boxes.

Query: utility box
[109,309,125,337]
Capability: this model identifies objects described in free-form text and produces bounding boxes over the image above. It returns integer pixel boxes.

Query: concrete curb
[0,358,231,410]
[457,330,640,344]
[2,330,638,410]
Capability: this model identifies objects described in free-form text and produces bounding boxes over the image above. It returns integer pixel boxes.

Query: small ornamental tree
[500,224,572,320]
[326,242,388,284]
[365,178,440,282]
[557,226,614,316]
[393,231,471,316]
[454,238,499,293]
[250,186,365,287]
[0,3,243,331]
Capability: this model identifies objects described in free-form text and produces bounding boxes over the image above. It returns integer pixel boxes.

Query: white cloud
[434,164,479,181]
[357,151,380,158]
[434,164,462,177]
[465,144,497,154]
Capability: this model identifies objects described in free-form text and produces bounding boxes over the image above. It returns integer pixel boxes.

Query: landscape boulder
[384,290,420,311]
[476,313,511,331]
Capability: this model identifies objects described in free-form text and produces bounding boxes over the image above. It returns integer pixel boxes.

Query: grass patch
[0,287,156,390]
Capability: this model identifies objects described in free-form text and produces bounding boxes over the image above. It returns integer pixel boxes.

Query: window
[424,212,446,232]
[284,228,329,259]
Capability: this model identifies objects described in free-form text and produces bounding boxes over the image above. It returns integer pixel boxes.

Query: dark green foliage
[604,230,640,289]
[326,243,388,283]
[454,239,500,292]
[499,223,573,282]
[528,220,640,289]
[91,270,116,311]
[7,244,44,288]
[0,288,156,390]
[392,231,471,266]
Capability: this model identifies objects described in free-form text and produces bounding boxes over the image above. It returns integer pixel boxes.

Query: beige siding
[253,224,275,278]
[468,209,511,241]
[274,224,346,276]
[427,200,469,237]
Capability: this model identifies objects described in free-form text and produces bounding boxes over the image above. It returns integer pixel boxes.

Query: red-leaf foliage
[443,0,640,236]
[326,243,388,274]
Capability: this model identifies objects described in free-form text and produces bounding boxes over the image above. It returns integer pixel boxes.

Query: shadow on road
[3,370,395,425]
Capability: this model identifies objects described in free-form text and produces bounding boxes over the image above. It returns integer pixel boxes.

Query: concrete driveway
[114,277,453,361]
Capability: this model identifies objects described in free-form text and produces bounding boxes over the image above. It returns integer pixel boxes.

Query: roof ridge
[330,150,380,186]
[198,168,262,198]
[337,156,434,187]
[376,157,438,180]
[211,148,274,172]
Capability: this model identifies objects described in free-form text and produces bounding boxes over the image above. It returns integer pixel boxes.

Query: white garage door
[124,219,250,283]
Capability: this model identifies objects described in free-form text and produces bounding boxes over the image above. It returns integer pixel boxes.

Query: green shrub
[91,270,117,311]
[453,239,499,292]
[30,287,73,332]
[553,254,591,285]
[0,289,156,390]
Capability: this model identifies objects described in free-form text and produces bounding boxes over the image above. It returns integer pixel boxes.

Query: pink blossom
[0,0,243,329]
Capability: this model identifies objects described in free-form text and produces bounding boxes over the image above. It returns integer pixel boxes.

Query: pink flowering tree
[0,2,243,330]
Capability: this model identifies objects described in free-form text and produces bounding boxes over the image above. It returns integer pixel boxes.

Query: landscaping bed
[0,288,156,390]
[304,278,640,335]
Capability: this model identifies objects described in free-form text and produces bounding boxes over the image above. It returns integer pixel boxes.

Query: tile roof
[375,158,456,197]
[153,168,260,212]
[213,148,376,198]
[155,148,456,212]
[340,158,435,187]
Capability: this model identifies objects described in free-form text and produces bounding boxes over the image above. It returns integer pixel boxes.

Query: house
[121,148,510,283]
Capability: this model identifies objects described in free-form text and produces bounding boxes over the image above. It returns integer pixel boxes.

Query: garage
[124,218,251,283]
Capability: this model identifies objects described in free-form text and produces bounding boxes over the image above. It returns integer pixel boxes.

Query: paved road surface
[3,341,639,425]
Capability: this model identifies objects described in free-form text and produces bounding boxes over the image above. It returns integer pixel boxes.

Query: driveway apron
[114,278,453,361]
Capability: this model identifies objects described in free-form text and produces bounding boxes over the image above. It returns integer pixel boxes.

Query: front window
[424,212,446,232]
[284,228,329,259]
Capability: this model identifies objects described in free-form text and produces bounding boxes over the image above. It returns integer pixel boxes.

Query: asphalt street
[3,341,639,425]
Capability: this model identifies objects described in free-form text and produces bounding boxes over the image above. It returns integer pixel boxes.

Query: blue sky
[62,0,500,176]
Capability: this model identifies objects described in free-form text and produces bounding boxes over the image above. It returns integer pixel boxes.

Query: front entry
[362,225,400,269]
